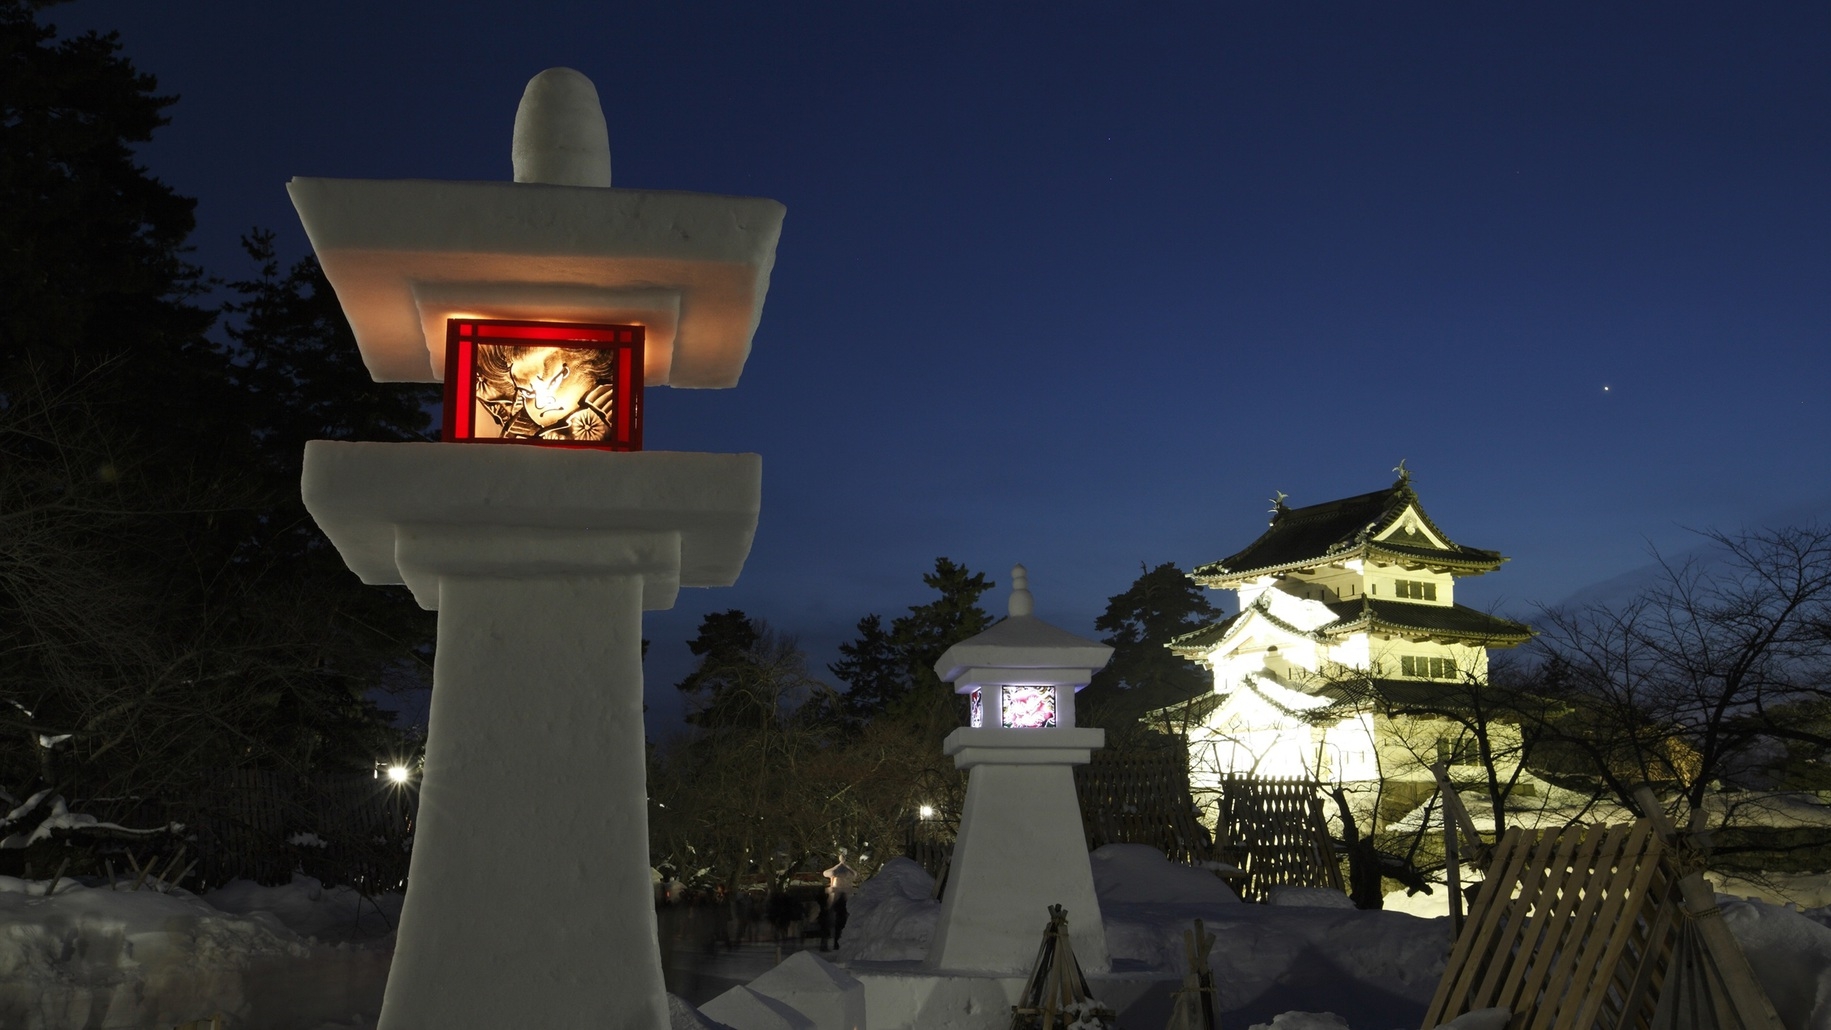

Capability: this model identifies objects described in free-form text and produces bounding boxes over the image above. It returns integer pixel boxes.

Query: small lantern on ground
[924,564,1114,975]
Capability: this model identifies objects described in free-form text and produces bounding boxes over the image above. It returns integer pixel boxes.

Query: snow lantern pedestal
[291,69,784,1030]
[924,565,1113,975]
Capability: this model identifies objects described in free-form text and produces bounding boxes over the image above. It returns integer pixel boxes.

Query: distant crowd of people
[655,852,857,954]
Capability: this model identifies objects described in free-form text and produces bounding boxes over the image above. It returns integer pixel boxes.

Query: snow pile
[1722,897,1831,1030]
[1107,900,1450,1024]
[1712,870,1831,909]
[206,873,402,944]
[1089,843,1238,905]
[701,951,865,1030]
[1248,1014,1348,1030]
[1266,886,1356,909]
[669,992,736,1030]
[843,846,1451,1029]
[835,857,940,961]
[0,874,392,1030]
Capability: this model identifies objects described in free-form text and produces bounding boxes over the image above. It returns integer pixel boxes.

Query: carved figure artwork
[1001,687,1057,729]
[473,345,618,442]
[441,318,643,451]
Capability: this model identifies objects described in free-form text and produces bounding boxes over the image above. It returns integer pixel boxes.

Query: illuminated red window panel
[442,319,643,451]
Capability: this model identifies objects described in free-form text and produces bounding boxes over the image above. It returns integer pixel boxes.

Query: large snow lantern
[290,65,784,1030]
[442,318,644,449]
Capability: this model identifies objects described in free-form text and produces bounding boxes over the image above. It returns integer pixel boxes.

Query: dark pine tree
[213,231,442,773]
[1078,562,1218,730]
[831,558,994,728]
[0,0,224,449]
[676,609,765,728]
[0,4,435,833]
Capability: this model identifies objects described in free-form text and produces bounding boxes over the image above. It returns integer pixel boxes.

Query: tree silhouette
[831,558,994,727]
[1079,562,1217,731]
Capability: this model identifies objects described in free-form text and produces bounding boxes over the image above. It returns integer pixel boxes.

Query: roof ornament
[1008,563,1034,618]
[1268,491,1289,524]
[1392,459,1411,484]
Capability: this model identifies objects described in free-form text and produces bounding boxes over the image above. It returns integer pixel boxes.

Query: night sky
[52,2,1831,735]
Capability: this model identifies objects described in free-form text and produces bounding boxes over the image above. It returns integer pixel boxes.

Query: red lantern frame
[441,319,644,451]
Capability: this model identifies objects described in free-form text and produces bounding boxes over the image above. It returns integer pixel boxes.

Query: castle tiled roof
[1314,676,1479,711]
[1191,477,1505,585]
[1165,611,1242,659]
[1316,598,1533,646]
[1166,592,1532,660]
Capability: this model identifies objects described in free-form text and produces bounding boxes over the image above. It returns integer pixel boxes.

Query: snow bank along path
[4,847,1831,1029]
[837,846,1831,1030]
[0,874,395,1030]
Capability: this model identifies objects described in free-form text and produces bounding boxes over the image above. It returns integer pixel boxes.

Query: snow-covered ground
[3,846,1831,1029]
[0,874,394,1030]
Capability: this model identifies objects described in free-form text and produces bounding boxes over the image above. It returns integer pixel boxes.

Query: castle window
[1394,579,1437,601]
[1436,735,1476,764]
[1400,655,1458,679]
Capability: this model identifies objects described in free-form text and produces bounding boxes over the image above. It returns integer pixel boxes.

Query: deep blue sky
[53,2,1831,735]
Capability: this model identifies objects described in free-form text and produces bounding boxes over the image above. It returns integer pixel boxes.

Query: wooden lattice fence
[1213,773,1341,902]
[225,770,413,891]
[111,770,417,892]
[1074,744,1214,865]
[1424,797,1783,1030]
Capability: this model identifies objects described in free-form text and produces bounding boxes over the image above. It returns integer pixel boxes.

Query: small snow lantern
[441,318,643,450]
[926,563,1113,975]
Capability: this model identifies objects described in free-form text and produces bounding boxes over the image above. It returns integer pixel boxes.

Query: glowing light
[387,765,411,783]
[999,686,1057,729]
[443,318,644,450]
[918,804,936,820]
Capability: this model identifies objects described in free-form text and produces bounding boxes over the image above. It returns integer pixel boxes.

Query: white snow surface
[4,850,1831,1029]
[0,874,392,1030]
[1089,843,1240,905]
[841,847,1831,1030]
[1249,1015,1349,1030]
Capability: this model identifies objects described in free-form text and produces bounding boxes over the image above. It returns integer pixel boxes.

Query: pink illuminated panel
[999,687,1057,729]
[969,688,984,728]
[442,319,643,450]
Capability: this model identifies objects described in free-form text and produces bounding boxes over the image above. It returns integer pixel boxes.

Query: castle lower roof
[1166,610,1243,658]
[1166,594,1531,661]
[1317,599,1533,646]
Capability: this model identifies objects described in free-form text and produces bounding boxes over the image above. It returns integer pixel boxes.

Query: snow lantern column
[924,565,1113,974]
[289,69,785,1030]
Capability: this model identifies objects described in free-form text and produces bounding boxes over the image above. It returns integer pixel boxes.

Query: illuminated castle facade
[1167,470,1532,799]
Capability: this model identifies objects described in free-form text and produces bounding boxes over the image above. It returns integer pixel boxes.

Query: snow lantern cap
[932,564,1113,692]
[286,69,785,389]
[1008,563,1034,616]
[513,68,612,188]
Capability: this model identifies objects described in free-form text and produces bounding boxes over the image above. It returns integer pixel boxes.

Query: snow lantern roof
[287,68,785,389]
[933,565,1113,691]
[1191,468,1506,586]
